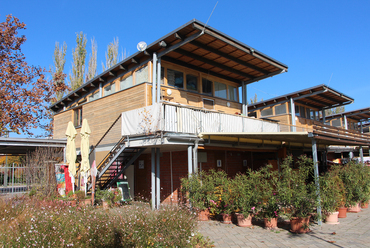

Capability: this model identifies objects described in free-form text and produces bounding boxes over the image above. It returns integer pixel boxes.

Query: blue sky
[2,0,370,137]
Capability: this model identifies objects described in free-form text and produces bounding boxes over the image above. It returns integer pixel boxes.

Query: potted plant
[319,167,345,224]
[278,156,318,233]
[74,190,91,206]
[340,161,364,213]
[96,189,115,209]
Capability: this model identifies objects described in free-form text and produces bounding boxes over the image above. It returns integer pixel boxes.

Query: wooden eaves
[50,19,288,112]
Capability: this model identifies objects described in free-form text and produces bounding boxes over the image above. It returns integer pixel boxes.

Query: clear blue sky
[2,0,370,137]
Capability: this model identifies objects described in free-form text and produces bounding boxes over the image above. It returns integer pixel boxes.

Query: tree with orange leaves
[0,15,68,136]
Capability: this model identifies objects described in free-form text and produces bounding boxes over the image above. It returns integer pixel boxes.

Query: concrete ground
[198,208,370,248]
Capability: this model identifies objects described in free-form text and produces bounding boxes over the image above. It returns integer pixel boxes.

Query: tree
[325,106,345,116]
[86,37,97,82]
[102,37,119,71]
[250,93,262,104]
[0,15,61,136]
[69,32,87,90]
[52,41,68,101]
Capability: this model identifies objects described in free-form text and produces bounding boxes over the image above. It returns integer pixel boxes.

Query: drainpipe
[290,98,296,132]
[156,58,161,103]
[152,53,157,105]
[312,138,322,226]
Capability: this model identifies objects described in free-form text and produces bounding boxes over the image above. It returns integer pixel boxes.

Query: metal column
[156,58,161,103]
[360,121,364,164]
[343,115,348,130]
[193,141,198,174]
[151,148,156,210]
[290,98,296,132]
[188,145,193,177]
[156,148,160,209]
[152,53,157,105]
[312,138,322,226]
[322,109,326,123]
[241,82,247,115]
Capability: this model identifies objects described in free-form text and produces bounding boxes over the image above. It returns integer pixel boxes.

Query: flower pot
[263,218,278,229]
[102,201,109,209]
[198,209,210,221]
[361,202,369,209]
[290,216,310,233]
[338,207,347,218]
[220,213,232,224]
[325,211,339,225]
[348,203,361,213]
[235,213,252,227]
[79,198,91,206]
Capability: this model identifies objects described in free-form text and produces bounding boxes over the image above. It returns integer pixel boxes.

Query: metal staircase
[88,136,146,190]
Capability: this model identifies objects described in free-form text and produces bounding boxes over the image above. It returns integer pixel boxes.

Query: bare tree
[102,37,119,71]
[86,37,97,82]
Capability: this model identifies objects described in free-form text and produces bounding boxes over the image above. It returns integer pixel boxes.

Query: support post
[156,148,160,209]
[151,148,156,210]
[99,83,102,98]
[156,58,161,103]
[188,145,193,177]
[322,109,326,124]
[290,98,296,132]
[241,82,247,115]
[360,121,364,164]
[193,141,198,174]
[312,138,322,226]
[343,115,348,130]
[152,53,157,105]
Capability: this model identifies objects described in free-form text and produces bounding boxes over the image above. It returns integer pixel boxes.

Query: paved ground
[198,208,370,247]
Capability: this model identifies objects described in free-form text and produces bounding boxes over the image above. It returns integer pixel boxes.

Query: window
[203,99,214,110]
[89,90,99,101]
[332,119,341,127]
[74,107,82,127]
[300,106,306,118]
[295,105,300,116]
[135,65,148,84]
[310,110,316,120]
[120,74,133,90]
[275,104,286,115]
[104,82,115,96]
[186,74,198,91]
[214,81,227,98]
[306,108,311,119]
[161,67,165,84]
[261,107,273,117]
[167,69,183,88]
[202,78,213,95]
[228,86,237,101]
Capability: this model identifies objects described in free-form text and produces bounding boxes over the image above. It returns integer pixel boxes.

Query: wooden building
[50,20,370,209]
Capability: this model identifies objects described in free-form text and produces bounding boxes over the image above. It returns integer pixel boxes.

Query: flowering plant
[258,195,281,221]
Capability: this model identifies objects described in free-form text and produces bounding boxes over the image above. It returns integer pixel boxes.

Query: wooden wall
[53,83,148,148]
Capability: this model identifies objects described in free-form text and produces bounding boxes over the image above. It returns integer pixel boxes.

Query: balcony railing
[121,103,280,136]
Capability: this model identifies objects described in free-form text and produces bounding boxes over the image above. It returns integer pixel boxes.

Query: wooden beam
[143,50,150,56]
[174,33,183,40]
[119,65,126,70]
[81,88,87,92]
[131,58,138,64]
[190,41,270,75]
[66,97,72,101]
[108,71,116,77]
[159,41,167,47]
[98,77,105,82]
[73,92,79,97]
[174,48,255,80]
[157,31,202,58]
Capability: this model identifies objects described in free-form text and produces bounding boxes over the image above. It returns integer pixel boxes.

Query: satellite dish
[137,41,147,52]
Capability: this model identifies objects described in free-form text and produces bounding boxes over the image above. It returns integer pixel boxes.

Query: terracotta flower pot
[325,211,339,225]
[198,209,210,221]
[102,201,109,209]
[290,216,310,233]
[348,203,361,213]
[235,213,252,227]
[220,213,232,224]
[361,202,369,209]
[264,218,278,229]
[338,207,347,218]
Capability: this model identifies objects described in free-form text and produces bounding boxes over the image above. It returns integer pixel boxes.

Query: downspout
[151,148,156,210]
[312,138,322,226]
[152,53,157,105]
[156,148,160,209]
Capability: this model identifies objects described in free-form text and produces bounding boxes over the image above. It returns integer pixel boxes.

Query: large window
[135,65,148,84]
[89,90,99,101]
[186,74,198,91]
[275,104,286,115]
[332,119,341,127]
[104,82,115,96]
[120,74,133,90]
[74,107,82,127]
[202,78,213,95]
[214,81,227,98]
[167,69,184,88]
[261,107,273,117]
[295,105,300,116]
[228,86,237,101]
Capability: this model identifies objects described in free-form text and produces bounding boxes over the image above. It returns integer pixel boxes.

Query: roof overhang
[50,19,288,112]
[0,137,67,155]
[248,84,354,112]
[325,107,370,123]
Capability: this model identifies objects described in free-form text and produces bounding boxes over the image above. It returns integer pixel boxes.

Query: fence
[0,163,45,195]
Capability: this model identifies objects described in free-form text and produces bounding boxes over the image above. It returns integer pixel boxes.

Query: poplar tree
[86,37,97,82]
[69,32,87,90]
[52,41,68,100]
[102,37,119,71]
